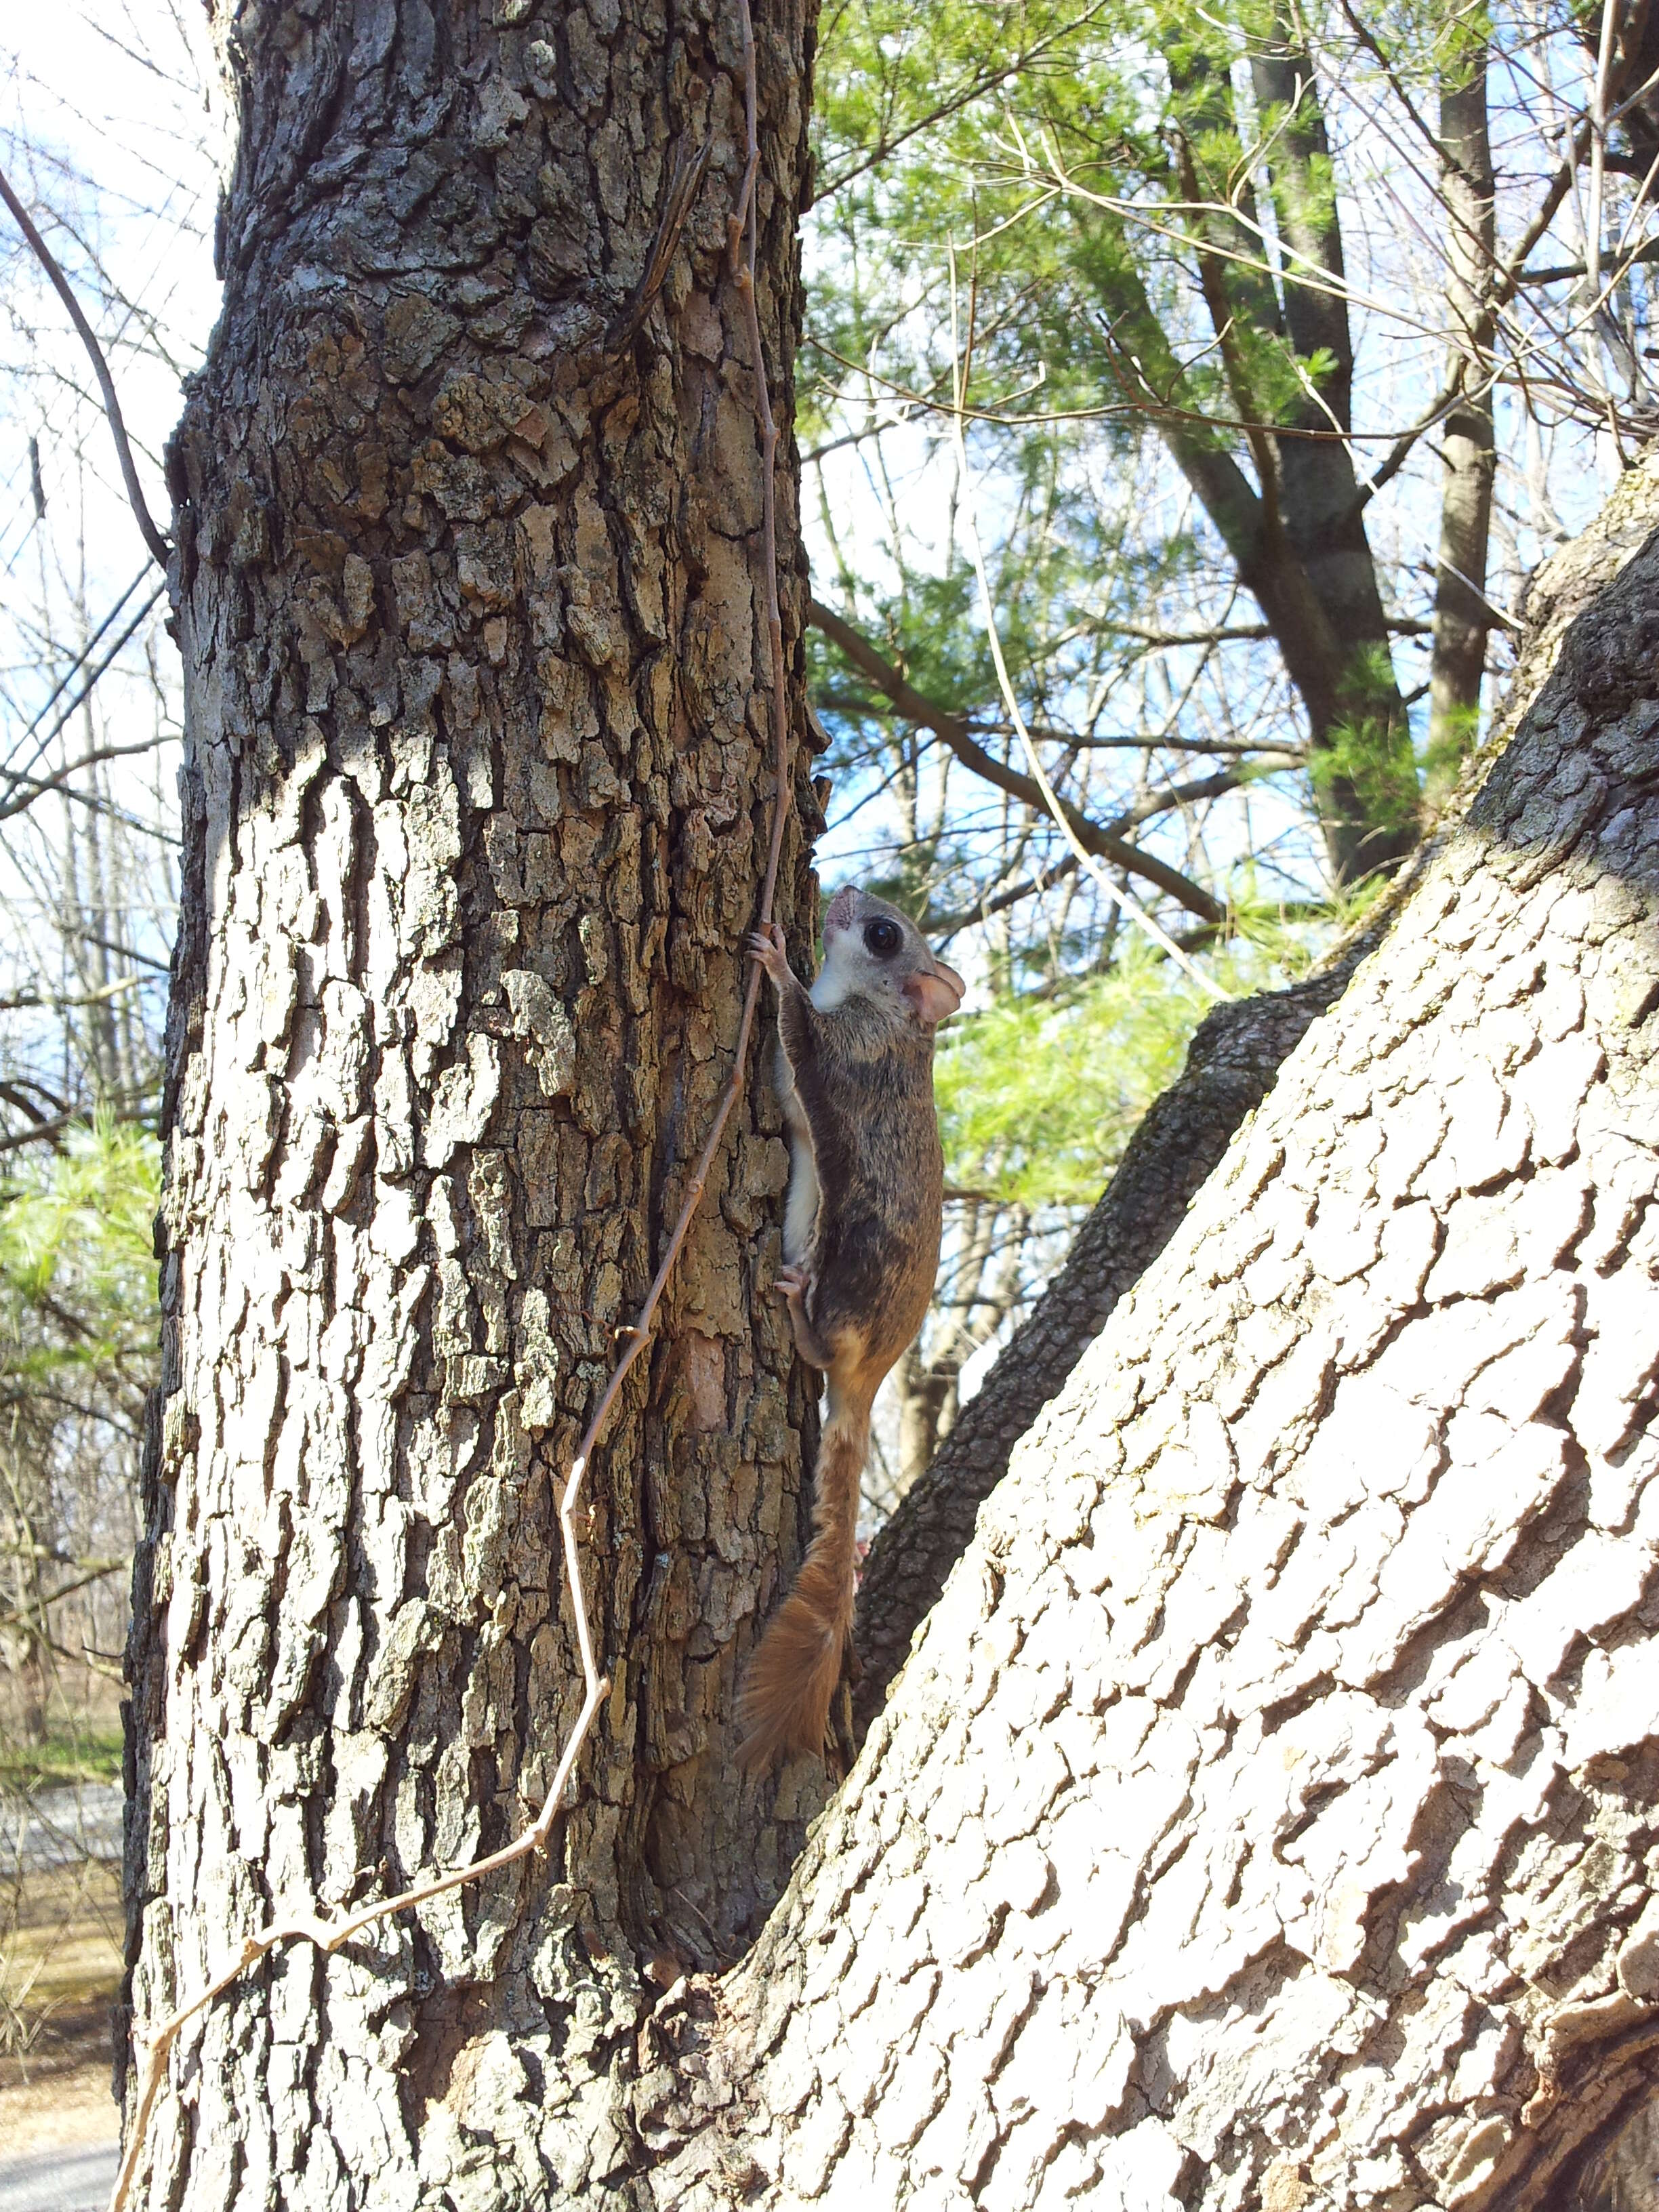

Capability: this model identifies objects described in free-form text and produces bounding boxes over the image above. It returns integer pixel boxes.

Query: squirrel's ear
[902,962,966,1027]
[822,884,859,935]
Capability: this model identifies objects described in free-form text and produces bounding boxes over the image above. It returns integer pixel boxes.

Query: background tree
[9,0,1659,1668]
[0,12,206,1769]
[0,1123,157,1742]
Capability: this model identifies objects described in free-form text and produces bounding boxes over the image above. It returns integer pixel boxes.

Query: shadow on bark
[1574,2098,1659,2211]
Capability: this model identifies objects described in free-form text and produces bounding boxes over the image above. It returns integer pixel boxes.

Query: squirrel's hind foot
[773,1265,834,1369]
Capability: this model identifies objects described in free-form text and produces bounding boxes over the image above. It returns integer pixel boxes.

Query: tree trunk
[120,3,817,2203]
[853,946,1374,1740]
[1249,11,1420,881]
[652,465,1659,2206]
[1429,35,1498,803]
[1103,17,1419,888]
[1094,243,1394,889]
[857,449,1659,1758]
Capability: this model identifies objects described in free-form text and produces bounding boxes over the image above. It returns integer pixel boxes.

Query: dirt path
[0,2049,118,2160]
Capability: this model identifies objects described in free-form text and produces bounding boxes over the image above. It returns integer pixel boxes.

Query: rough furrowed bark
[654,480,1659,2206]
[852,948,1377,1743]
[121,3,818,2206]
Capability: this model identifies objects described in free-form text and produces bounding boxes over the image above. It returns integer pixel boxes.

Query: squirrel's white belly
[774,1036,820,1264]
[783,1136,820,1263]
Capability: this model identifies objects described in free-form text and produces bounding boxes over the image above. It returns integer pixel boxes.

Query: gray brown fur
[737,887,964,1764]
[773,972,945,1368]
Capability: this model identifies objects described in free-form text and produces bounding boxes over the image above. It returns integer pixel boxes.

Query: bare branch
[0,975,142,1014]
[2,580,169,791]
[933,855,1081,939]
[945,260,1227,994]
[3,567,155,757]
[0,165,171,571]
[0,1558,126,1635]
[0,738,172,825]
[1517,234,1659,285]
[0,1111,78,1158]
[1332,0,1443,169]
[0,1077,67,1123]
[1354,371,1468,510]
[1089,620,1274,646]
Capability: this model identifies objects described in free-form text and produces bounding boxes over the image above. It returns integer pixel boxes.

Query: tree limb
[1,579,168,797]
[1353,115,1597,516]
[808,599,1226,925]
[5,567,155,754]
[932,855,1081,938]
[0,1111,77,1158]
[0,737,171,825]
[0,975,141,1015]
[0,1559,127,1635]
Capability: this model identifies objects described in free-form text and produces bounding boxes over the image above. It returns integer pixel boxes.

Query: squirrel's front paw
[747,921,790,977]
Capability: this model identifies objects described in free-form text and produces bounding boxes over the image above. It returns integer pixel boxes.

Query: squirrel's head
[817,886,966,1029]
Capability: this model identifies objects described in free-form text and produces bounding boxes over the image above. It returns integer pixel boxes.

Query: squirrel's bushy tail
[738,1372,874,1767]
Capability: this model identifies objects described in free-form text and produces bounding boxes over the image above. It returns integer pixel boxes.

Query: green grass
[0,1730,123,1792]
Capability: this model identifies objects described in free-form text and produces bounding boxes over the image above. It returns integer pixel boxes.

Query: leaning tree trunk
[651,466,1659,2207]
[853,944,1380,1740]
[121,3,817,2205]
[857,449,1659,1754]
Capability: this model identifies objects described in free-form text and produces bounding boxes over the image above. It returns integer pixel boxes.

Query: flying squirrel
[739,885,966,1766]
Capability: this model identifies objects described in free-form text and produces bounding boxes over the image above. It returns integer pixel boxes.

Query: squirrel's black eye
[864,918,902,958]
